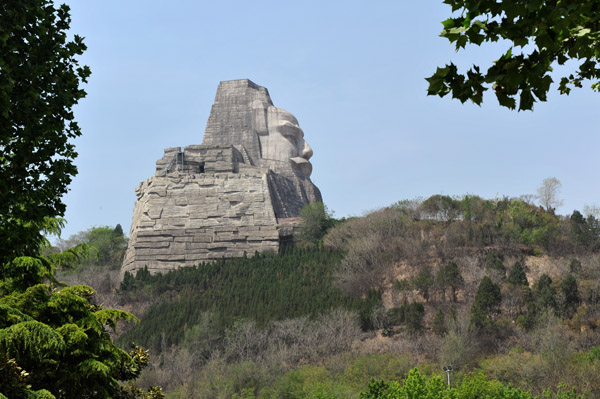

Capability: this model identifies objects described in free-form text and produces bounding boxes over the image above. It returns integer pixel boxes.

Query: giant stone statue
[121,79,322,277]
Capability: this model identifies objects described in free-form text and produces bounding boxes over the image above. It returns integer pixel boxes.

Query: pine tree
[470,276,502,329]
[413,268,434,302]
[404,302,425,334]
[485,251,506,282]
[432,309,447,336]
[507,261,529,286]
[442,261,464,302]
[536,274,557,311]
[562,274,580,317]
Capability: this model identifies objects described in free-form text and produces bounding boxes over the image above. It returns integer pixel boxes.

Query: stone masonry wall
[121,170,280,276]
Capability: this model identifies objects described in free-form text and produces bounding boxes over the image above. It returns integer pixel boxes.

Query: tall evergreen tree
[562,274,580,317]
[432,309,447,336]
[442,261,464,302]
[413,267,434,302]
[470,276,502,329]
[507,261,529,286]
[536,274,557,311]
[485,251,506,281]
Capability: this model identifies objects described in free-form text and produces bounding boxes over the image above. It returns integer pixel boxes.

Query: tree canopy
[295,202,336,246]
[471,276,502,328]
[0,2,160,397]
[0,0,91,265]
[427,0,600,110]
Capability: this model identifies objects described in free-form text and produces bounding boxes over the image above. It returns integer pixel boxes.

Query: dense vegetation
[329,194,600,298]
[118,248,380,351]
[56,224,128,269]
[0,2,159,397]
[83,192,598,398]
[360,368,585,399]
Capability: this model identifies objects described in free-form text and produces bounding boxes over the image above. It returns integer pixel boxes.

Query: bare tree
[223,320,268,362]
[537,177,564,211]
[584,204,600,219]
[334,233,387,297]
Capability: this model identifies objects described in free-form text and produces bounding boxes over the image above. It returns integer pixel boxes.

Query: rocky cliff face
[121,79,322,277]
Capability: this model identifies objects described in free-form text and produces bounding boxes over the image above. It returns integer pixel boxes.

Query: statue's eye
[280,122,301,140]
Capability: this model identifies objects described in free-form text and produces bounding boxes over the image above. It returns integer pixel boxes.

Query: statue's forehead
[269,106,299,125]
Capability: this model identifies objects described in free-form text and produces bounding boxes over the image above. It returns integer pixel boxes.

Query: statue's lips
[291,157,312,177]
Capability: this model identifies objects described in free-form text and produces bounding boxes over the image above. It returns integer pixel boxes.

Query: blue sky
[58,0,599,238]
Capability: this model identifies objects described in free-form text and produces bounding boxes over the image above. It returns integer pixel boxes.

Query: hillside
[58,194,600,398]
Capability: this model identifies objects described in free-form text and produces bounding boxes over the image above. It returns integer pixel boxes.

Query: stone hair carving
[201,79,314,177]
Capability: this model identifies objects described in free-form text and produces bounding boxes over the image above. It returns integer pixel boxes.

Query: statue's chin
[291,157,312,177]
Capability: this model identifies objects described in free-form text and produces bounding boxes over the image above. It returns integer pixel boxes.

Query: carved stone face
[260,106,313,177]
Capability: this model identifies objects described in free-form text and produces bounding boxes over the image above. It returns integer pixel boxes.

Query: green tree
[507,261,529,286]
[0,220,162,398]
[86,225,128,267]
[569,258,582,273]
[0,2,160,397]
[0,0,91,266]
[413,267,434,302]
[561,274,580,317]
[485,251,506,282]
[0,284,147,398]
[569,210,600,250]
[427,1,600,110]
[404,302,425,334]
[432,308,447,336]
[420,194,460,222]
[438,261,464,302]
[471,276,502,329]
[536,273,557,311]
[360,369,445,399]
[295,202,336,245]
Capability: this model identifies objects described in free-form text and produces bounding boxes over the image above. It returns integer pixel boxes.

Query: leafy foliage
[561,275,580,317]
[359,368,582,399]
[413,267,434,302]
[295,202,337,246]
[0,0,91,265]
[56,224,128,269]
[437,261,464,302]
[433,308,447,336]
[536,274,558,312]
[0,282,161,398]
[0,219,94,295]
[0,3,161,395]
[427,0,600,110]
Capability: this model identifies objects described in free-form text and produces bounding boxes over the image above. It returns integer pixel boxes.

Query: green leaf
[441,18,457,29]
[78,359,111,378]
[56,323,88,347]
[495,92,517,109]
[95,309,138,331]
[0,320,66,359]
[518,89,535,111]
[574,26,591,37]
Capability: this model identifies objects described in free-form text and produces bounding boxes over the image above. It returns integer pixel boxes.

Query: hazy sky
[58,0,599,239]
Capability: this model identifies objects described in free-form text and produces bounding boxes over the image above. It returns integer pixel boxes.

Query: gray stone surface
[122,79,322,277]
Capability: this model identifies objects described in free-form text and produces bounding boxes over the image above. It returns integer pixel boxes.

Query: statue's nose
[302,141,313,160]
